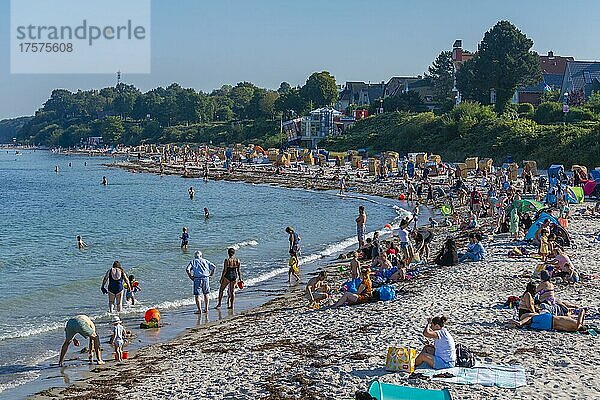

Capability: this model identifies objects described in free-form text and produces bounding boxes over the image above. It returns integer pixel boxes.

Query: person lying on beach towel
[332,268,372,308]
[510,310,586,332]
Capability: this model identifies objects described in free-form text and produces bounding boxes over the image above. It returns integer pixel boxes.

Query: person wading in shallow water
[186,250,216,314]
[101,261,131,313]
[215,247,242,309]
[356,206,367,249]
[285,226,301,255]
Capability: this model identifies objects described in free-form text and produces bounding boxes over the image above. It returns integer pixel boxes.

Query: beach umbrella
[565,186,584,204]
[525,212,559,241]
[508,199,545,214]
[584,181,598,196]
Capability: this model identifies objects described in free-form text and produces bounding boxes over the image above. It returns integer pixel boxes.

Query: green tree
[584,91,600,114]
[456,20,541,112]
[277,81,292,95]
[257,90,279,119]
[372,91,427,114]
[230,82,257,118]
[95,116,124,143]
[300,71,338,108]
[113,83,140,118]
[427,51,454,101]
[541,89,560,103]
[215,106,234,121]
[275,87,307,119]
[43,89,75,120]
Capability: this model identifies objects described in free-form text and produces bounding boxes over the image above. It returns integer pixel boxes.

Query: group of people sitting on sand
[511,274,587,332]
[305,203,493,310]
[509,222,588,332]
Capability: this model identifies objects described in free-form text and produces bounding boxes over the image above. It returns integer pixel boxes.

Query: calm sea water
[0,149,405,397]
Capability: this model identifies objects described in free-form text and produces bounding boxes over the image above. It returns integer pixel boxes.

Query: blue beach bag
[377,285,396,301]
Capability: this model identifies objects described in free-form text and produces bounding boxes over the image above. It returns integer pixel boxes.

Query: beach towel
[417,363,526,389]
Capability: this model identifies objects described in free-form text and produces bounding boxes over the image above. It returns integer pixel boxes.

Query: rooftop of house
[540,51,574,75]
[561,60,600,99]
[340,76,423,98]
[520,73,565,94]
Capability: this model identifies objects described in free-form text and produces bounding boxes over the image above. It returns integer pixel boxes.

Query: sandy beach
[105,159,418,200]
[31,190,600,400]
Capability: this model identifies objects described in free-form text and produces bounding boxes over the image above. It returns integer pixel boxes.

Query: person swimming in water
[102,176,108,186]
[204,207,210,219]
[76,235,87,249]
[188,187,195,199]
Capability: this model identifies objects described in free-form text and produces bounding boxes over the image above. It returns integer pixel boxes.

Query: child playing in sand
[76,235,87,249]
[288,250,300,283]
[181,227,189,250]
[125,275,141,305]
[305,271,330,308]
[110,316,125,362]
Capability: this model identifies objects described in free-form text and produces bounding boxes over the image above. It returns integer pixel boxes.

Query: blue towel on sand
[417,363,526,389]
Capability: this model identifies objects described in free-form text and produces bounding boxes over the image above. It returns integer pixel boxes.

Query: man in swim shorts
[285,226,301,255]
[510,309,586,332]
[356,206,367,249]
[58,315,104,367]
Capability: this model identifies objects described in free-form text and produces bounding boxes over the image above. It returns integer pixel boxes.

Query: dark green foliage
[371,91,428,114]
[300,71,338,108]
[457,20,541,113]
[534,102,597,124]
[0,116,33,143]
[321,102,600,168]
[427,51,454,101]
[585,91,600,114]
[517,103,534,115]
[541,89,560,103]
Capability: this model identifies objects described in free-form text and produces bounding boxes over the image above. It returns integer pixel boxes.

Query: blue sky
[1,0,599,119]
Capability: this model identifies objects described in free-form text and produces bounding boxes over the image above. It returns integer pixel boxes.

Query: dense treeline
[16,71,339,147]
[0,116,33,143]
[11,18,600,169]
[321,102,600,168]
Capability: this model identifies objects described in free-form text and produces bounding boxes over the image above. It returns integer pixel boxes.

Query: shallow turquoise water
[0,149,403,396]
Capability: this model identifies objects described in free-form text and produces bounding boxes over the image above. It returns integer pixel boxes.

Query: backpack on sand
[455,343,476,368]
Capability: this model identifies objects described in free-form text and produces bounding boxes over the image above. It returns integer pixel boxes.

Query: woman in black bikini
[215,248,242,309]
